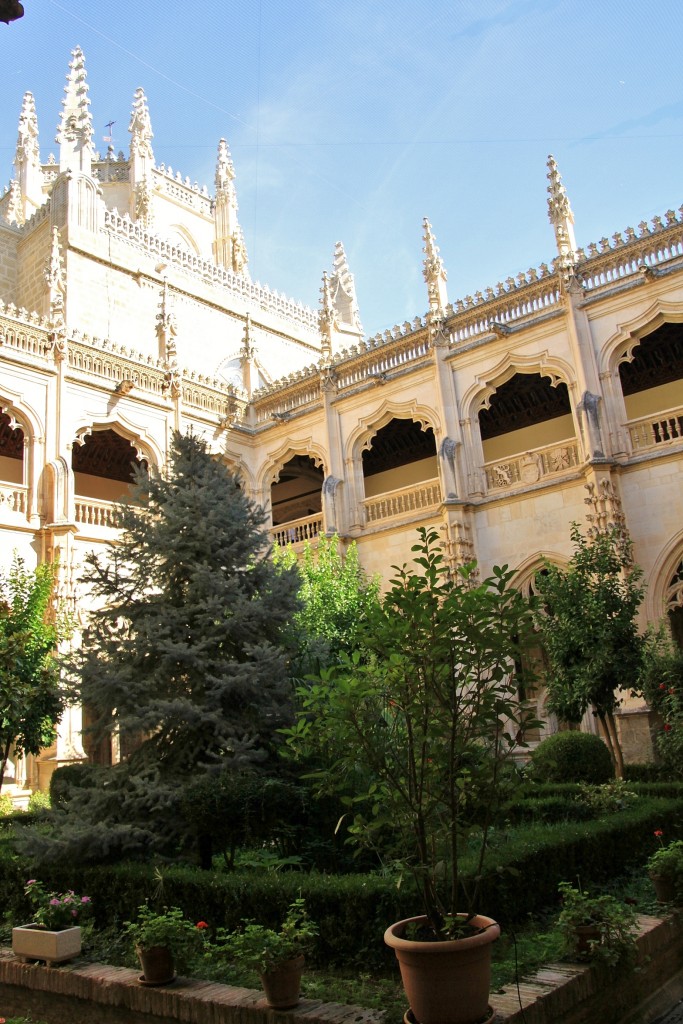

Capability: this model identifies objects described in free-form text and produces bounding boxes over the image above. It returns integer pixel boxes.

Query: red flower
[196,920,209,929]
[654,829,664,837]
[659,683,667,690]
[669,688,676,694]
[664,723,672,732]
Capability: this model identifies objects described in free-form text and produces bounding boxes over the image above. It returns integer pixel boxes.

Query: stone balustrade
[0,483,28,516]
[270,513,323,547]
[363,479,441,524]
[628,406,683,452]
[74,498,119,530]
[484,440,581,492]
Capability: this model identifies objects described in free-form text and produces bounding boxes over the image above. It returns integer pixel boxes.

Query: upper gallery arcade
[1,47,683,789]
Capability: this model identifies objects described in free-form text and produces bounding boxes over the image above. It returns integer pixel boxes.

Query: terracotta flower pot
[649,873,677,904]
[12,923,82,965]
[136,944,176,985]
[259,955,305,1009]
[384,914,500,1024]
[573,923,601,959]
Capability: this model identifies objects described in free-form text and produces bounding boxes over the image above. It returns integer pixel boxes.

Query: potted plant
[285,527,540,1024]
[123,904,204,985]
[647,832,683,904]
[215,898,317,1009]
[12,878,92,965]
[557,882,639,966]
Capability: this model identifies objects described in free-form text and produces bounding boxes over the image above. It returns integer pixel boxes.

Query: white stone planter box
[12,923,82,964]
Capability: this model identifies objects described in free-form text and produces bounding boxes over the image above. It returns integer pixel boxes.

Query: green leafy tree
[46,430,301,862]
[0,556,67,794]
[534,523,645,778]
[273,533,380,678]
[285,527,540,935]
[638,625,683,777]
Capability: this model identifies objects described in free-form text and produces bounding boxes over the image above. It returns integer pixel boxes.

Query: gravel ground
[653,1000,683,1024]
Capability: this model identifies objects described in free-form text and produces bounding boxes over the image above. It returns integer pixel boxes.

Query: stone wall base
[0,912,681,1024]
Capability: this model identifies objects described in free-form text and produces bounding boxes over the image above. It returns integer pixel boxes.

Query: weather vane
[0,0,24,23]
[103,121,116,144]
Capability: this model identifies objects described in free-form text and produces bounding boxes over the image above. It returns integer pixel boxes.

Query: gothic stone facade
[1,49,682,795]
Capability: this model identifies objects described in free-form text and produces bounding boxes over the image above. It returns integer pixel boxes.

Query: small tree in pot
[285,527,540,1024]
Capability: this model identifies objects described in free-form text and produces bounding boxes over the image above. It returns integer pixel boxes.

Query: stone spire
[318,270,337,360]
[546,155,577,273]
[213,138,248,276]
[215,137,235,193]
[44,226,67,356]
[129,88,155,168]
[128,88,155,226]
[328,241,363,337]
[56,46,93,175]
[422,217,448,314]
[13,92,44,219]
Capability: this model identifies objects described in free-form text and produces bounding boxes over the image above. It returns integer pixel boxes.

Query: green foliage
[0,556,69,793]
[285,527,540,934]
[646,837,683,894]
[557,881,638,966]
[535,524,645,773]
[638,627,683,778]
[179,766,306,869]
[47,431,301,863]
[27,790,50,813]
[273,534,380,678]
[575,780,638,814]
[0,792,14,816]
[213,897,318,972]
[48,761,105,807]
[530,731,613,783]
[123,903,204,968]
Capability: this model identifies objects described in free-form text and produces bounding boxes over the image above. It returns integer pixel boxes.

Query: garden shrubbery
[529,731,614,784]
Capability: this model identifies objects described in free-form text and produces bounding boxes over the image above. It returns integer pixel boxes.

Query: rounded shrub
[530,730,613,784]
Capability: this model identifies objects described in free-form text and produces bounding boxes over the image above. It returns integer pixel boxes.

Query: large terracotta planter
[260,954,305,1009]
[136,944,176,985]
[384,914,500,1024]
[12,923,82,965]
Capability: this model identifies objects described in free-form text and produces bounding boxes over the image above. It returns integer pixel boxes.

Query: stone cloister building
[1,48,682,796]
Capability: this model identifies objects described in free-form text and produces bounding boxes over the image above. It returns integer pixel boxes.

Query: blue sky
[2,0,683,337]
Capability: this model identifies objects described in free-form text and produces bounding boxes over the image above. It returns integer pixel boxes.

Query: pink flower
[654,829,664,837]
[81,896,91,903]
[26,879,36,886]
[49,898,60,906]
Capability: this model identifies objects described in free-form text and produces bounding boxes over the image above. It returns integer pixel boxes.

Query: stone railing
[68,339,168,396]
[628,405,683,453]
[484,439,581,492]
[0,306,53,359]
[270,513,323,547]
[74,498,119,530]
[0,483,28,516]
[577,210,683,293]
[362,478,441,524]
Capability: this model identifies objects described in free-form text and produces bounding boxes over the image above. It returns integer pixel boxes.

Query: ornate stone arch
[511,551,569,598]
[168,224,200,254]
[258,437,327,494]
[602,300,683,377]
[647,531,683,624]
[0,389,43,445]
[461,351,576,423]
[72,416,162,470]
[346,398,441,464]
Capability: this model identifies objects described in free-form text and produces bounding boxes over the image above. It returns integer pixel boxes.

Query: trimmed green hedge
[1,794,681,968]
